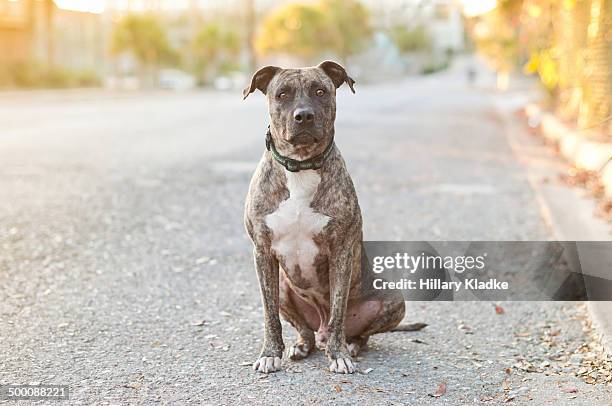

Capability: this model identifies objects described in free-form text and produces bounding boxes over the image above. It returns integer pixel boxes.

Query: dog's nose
[293,107,314,123]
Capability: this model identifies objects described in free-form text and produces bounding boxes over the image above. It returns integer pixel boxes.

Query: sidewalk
[523,103,612,356]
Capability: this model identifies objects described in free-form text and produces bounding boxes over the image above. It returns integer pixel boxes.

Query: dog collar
[265,126,335,172]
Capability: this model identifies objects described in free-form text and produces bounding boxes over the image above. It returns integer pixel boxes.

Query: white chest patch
[265,170,330,273]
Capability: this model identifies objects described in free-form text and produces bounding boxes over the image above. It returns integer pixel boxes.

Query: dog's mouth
[286,130,319,145]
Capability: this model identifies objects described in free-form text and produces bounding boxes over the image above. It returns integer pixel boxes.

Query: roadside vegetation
[467,0,612,137]
[1,0,451,90]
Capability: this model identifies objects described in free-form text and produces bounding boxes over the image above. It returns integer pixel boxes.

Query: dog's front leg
[325,244,356,374]
[252,247,284,373]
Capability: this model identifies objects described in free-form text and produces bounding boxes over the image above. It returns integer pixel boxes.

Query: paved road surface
[1,65,610,404]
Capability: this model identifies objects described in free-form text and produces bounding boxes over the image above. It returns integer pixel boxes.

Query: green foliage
[319,0,372,60]
[256,0,372,62]
[256,3,333,60]
[469,4,522,72]
[111,14,177,66]
[0,61,101,89]
[389,25,431,53]
[468,0,612,134]
[421,59,450,75]
[192,22,241,82]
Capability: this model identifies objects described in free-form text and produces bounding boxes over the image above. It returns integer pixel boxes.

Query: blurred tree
[111,14,177,87]
[521,1,558,94]
[191,23,241,85]
[256,0,372,63]
[43,0,55,68]
[520,0,611,133]
[244,0,257,72]
[319,0,372,62]
[256,3,333,60]
[468,0,524,89]
[579,0,612,132]
[389,25,431,54]
[468,0,612,136]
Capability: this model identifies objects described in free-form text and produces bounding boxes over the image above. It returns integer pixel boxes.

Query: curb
[525,104,612,356]
[525,104,612,198]
[588,302,612,356]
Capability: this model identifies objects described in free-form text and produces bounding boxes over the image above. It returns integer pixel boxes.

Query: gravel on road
[1,69,610,405]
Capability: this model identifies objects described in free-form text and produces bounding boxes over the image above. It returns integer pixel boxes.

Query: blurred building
[426,0,464,53]
[1,0,105,72]
[368,0,465,54]
[48,7,105,71]
[0,0,35,63]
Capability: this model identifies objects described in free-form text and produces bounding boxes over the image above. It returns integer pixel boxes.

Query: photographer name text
[372,278,509,291]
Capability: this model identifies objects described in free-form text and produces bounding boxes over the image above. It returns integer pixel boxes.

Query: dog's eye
[277,92,287,100]
[316,89,325,97]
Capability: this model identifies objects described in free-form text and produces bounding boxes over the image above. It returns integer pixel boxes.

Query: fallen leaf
[502,380,510,391]
[392,322,428,332]
[495,305,505,315]
[429,382,446,397]
[563,388,578,393]
[333,384,342,393]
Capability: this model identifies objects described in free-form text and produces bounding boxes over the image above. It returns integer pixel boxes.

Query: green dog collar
[265,126,335,172]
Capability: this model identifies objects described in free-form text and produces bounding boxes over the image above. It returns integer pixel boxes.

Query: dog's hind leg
[346,335,369,357]
[280,275,317,360]
[360,299,406,337]
[344,299,404,357]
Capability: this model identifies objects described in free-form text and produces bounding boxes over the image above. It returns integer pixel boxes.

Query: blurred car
[158,69,197,91]
[213,72,248,91]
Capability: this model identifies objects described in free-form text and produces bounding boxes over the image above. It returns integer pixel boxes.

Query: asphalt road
[1,66,611,405]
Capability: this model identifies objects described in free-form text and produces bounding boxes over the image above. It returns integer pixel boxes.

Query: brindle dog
[243,61,405,374]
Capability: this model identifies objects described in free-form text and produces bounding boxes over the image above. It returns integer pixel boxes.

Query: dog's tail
[390,322,428,332]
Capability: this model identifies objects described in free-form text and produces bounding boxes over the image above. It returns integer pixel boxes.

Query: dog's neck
[266,127,335,172]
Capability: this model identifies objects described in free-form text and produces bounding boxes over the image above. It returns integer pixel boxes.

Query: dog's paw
[329,357,355,374]
[252,356,282,373]
[287,342,311,360]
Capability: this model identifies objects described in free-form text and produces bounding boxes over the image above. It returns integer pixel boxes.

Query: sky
[461,0,496,17]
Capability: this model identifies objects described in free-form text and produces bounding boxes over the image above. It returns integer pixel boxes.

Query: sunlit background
[0,0,610,133]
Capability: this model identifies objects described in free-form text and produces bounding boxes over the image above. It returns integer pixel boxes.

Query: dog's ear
[243,66,282,100]
[318,61,355,93]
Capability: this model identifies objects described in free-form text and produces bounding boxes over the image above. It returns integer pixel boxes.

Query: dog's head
[243,61,355,158]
